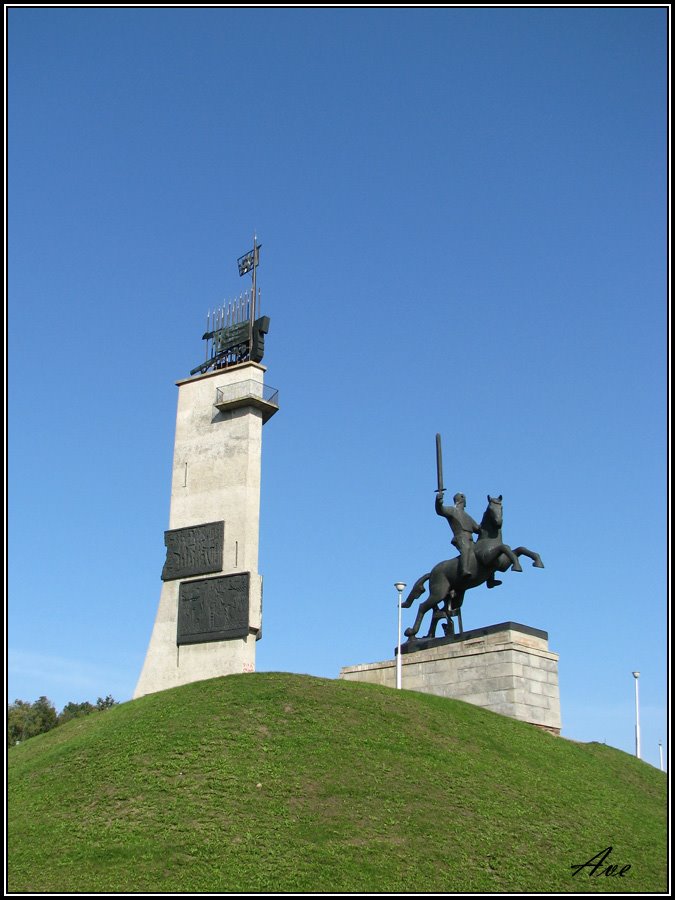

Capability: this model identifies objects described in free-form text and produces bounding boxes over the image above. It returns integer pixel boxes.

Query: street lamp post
[658,741,663,772]
[632,671,641,759]
[394,583,406,690]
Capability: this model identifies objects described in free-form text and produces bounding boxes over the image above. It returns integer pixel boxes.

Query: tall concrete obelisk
[135,242,277,698]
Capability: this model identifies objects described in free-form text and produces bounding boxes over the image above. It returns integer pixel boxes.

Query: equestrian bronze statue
[402,435,544,641]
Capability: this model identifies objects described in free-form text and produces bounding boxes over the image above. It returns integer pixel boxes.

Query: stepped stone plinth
[340,622,561,734]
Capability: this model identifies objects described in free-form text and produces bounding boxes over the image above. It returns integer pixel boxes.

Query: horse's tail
[402,573,431,607]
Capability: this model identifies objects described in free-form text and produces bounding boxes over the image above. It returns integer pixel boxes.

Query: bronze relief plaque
[161,521,224,581]
[177,572,250,645]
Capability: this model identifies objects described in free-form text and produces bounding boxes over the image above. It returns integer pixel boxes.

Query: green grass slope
[8,673,667,894]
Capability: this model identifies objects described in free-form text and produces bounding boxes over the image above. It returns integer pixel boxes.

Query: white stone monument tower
[134,241,278,698]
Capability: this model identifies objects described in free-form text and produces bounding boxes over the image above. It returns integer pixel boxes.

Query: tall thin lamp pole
[394,583,406,689]
[658,741,663,771]
[632,671,641,759]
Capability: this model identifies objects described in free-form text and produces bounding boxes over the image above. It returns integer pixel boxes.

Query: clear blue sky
[8,8,668,769]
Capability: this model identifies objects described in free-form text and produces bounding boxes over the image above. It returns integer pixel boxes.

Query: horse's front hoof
[512,562,523,572]
[533,561,544,568]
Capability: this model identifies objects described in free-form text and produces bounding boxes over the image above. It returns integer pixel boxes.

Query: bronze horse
[402,495,544,640]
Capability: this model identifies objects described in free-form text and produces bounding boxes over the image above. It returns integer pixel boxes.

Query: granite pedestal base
[339,622,561,734]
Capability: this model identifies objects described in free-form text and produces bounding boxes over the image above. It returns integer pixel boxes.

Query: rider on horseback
[435,491,501,588]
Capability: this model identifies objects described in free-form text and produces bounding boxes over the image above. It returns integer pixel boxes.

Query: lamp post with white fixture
[632,671,641,759]
[394,583,406,689]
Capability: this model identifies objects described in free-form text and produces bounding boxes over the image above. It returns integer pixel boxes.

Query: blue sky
[7,8,668,769]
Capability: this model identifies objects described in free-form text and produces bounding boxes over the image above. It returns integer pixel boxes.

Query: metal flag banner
[237,244,261,276]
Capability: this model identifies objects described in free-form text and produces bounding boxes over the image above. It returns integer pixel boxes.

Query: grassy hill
[7,673,667,893]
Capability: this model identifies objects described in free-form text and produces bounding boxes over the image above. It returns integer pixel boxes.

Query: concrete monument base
[339,622,561,734]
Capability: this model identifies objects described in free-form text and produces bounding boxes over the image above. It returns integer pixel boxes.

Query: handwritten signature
[571,847,631,878]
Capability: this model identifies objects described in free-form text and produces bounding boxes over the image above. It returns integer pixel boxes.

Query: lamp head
[394,582,406,593]
[632,671,640,679]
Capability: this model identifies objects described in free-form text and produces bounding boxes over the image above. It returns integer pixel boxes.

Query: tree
[31,696,58,734]
[57,701,96,725]
[57,696,118,724]
[95,695,118,711]
[8,694,119,746]
[7,700,32,747]
[7,696,57,746]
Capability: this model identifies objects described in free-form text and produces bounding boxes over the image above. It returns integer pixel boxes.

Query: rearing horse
[402,495,544,640]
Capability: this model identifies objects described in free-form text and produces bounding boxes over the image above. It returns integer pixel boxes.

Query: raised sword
[435,432,444,495]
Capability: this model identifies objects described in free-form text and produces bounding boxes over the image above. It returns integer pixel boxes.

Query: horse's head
[480,494,503,533]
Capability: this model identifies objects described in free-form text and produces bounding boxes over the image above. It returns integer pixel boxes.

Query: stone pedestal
[339,622,561,734]
[134,361,277,699]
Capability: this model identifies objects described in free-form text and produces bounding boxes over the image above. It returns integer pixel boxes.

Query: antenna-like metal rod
[249,231,257,355]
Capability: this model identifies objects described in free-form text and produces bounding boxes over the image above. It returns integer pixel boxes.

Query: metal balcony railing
[214,380,279,422]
